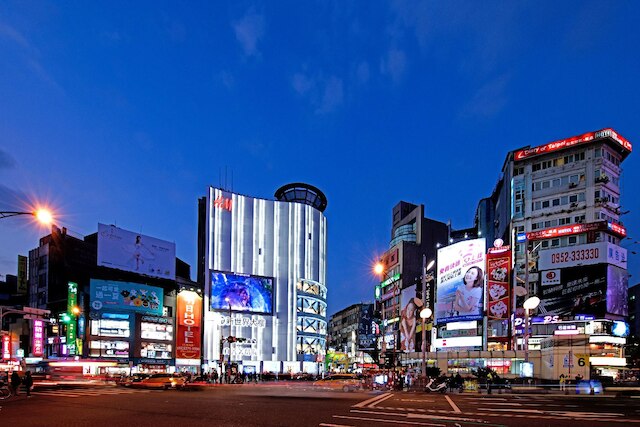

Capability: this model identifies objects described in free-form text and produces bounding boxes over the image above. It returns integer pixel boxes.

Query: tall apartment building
[327,303,375,370]
[376,202,448,356]
[477,128,631,375]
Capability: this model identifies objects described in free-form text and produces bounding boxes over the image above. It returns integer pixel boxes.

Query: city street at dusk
[2,383,640,427]
[2,2,640,426]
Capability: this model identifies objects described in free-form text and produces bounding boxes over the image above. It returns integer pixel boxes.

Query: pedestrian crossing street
[32,387,164,399]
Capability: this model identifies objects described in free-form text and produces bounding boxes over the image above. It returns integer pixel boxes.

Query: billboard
[210,271,273,315]
[538,242,627,270]
[538,265,607,317]
[90,279,164,316]
[435,239,486,324]
[486,246,511,320]
[97,223,176,280]
[357,304,375,351]
[17,255,27,295]
[176,291,202,359]
[399,285,418,353]
[607,265,628,316]
[32,319,44,357]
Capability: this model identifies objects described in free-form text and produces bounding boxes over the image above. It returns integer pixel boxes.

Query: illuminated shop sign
[217,316,267,328]
[526,221,626,240]
[176,290,202,359]
[486,245,511,321]
[213,195,233,211]
[538,242,627,270]
[91,319,131,338]
[141,342,172,359]
[434,336,482,349]
[380,273,401,288]
[140,323,173,341]
[514,128,632,161]
[32,320,44,357]
[2,335,11,360]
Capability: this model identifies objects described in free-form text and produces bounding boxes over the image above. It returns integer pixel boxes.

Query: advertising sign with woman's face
[435,239,486,324]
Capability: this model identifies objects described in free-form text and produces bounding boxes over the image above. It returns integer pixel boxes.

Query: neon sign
[2,335,10,360]
[33,320,44,357]
[526,221,626,241]
[515,128,632,161]
[213,195,232,211]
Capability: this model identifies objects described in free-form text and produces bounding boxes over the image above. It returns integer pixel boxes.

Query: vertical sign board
[2,335,10,360]
[176,291,202,359]
[486,246,511,320]
[17,255,27,295]
[32,320,44,357]
[67,282,78,355]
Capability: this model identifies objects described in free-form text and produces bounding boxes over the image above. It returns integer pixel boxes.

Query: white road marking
[477,408,543,414]
[399,399,435,403]
[319,423,354,427]
[406,413,498,424]
[335,415,445,426]
[369,393,395,408]
[444,395,461,413]
[353,392,392,408]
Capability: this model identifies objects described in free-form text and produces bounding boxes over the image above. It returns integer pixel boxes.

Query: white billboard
[538,242,627,270]
[435,238,486,324]
[97,223,176,280]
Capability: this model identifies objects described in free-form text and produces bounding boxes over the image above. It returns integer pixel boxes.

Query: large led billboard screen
[90,279,164,316]
[399,285,418,353]
[435,239,486,324]
[97,223,176,280]
[538,265,607,317]
[210,271,274,315]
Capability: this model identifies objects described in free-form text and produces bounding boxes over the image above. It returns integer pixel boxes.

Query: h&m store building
[197,184,328,375]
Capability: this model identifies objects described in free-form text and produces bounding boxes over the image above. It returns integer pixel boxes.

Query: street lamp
[225,297,231,377]
[420,256,435,382]
[420,307,433,380]
[523,296,540,363]
[0,208,54,225]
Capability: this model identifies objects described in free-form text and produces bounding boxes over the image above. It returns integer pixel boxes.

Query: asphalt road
[1,383,639,427]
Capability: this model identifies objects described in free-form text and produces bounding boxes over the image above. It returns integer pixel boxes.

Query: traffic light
[60,313,71,323]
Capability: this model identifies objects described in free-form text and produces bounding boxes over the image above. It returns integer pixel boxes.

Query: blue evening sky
[1,1,639,315]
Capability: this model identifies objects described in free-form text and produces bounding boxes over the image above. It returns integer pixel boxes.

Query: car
[118,374,150,387]
[313,374,363,392]
[134,373,186,390]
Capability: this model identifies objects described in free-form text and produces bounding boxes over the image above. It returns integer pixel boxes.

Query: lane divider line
[445,395,461,413]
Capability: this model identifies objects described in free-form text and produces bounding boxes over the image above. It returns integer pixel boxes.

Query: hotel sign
[176,291,202,359]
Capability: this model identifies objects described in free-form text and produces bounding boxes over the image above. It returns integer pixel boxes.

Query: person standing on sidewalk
[559,374,566,391]
[23,371,33,397]
[10,371,21,396]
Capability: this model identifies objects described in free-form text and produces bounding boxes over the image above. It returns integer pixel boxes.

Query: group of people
[1,370,34,397]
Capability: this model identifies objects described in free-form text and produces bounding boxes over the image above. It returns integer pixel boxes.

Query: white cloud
[232,10,265,57]
[380,48,406,84]
[317,77,344,114]
[292,72,314,96]
[461,74,510,119]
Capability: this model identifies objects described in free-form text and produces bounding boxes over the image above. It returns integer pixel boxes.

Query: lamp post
[420,256,435,382]
[225,297,231,376]
[420,307,433,379]
[523,296,540,363]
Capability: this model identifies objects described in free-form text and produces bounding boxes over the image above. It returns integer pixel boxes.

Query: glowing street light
[0,207,54,225]
[374,262,384,276]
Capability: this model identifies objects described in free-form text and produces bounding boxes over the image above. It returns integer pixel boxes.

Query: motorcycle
[425,377,448,393]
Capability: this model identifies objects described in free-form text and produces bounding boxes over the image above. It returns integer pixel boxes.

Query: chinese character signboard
[176,290,202,359]
[90,279,163,316]
[32,320,44,357]
[17,255,27,295]
[486,245,511,320]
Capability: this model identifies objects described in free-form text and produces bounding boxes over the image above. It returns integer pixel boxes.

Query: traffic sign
[23,307,51,316]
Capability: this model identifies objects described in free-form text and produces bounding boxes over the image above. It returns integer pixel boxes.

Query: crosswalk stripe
[32,389,153,398]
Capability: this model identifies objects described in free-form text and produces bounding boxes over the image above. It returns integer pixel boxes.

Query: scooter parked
[424,377,448,393]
